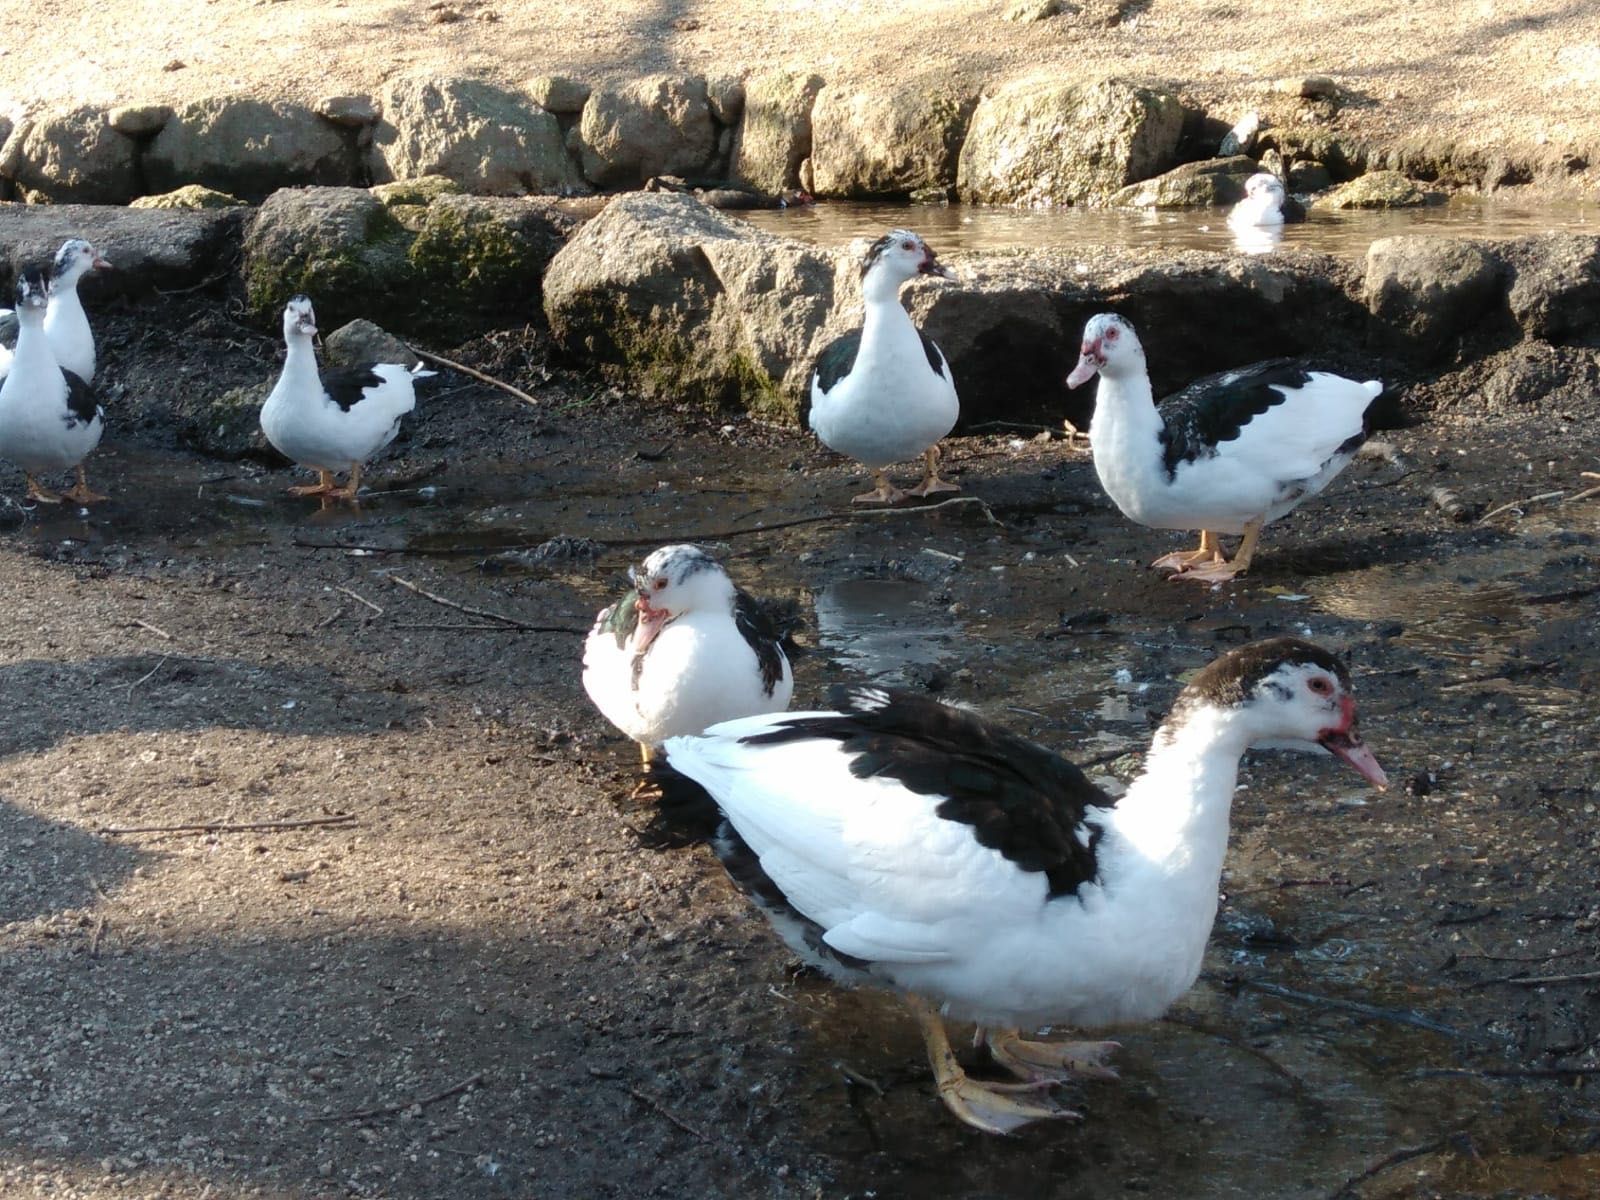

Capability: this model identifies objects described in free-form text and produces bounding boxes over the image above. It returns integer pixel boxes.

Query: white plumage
[809,230,961,504]
[1066,313,1383,582]
[0,239,109,385]
[0,267,105,504]
[259,295,432,500]
[582,544,795,754]
[659,638,1388,1133]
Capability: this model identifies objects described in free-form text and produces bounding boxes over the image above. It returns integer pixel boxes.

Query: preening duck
[259,296,434,501]
[583,544,798,770]
[1066,313,1383,583]
[0,268,105,504]
[809,230,960,504]
[651,637,1386,1134]
[0,238,111,384]
[1228,173,1306,229]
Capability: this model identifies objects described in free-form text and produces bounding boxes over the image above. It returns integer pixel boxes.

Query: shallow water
[738,196,1600,258]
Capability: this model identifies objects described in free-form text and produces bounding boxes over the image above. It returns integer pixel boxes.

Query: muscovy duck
[0,238,111,384]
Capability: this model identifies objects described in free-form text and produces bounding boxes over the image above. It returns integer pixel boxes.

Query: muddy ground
[1,299,1598,1200]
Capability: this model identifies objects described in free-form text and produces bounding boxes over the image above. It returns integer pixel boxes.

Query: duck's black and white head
[12,266,50,321]
[628,544,736,652]
[1167,637,1388,788]
[860,229,956,287]
[282,295,318,341]
[1065,312,1145,389]
[51,239,111,286]
[1242,173,1287,207]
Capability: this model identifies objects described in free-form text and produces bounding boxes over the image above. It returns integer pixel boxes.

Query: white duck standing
[0,238,111,383]
[583,544,797,770]
[0,268,106,504]
[652,637,1387,1134]
[809,230,960,504]
[1066,313,1383,583]
[259,295,433,501]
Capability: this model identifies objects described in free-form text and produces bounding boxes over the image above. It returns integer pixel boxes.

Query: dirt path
[8,0,1600,165]
[0,326,1597,1198]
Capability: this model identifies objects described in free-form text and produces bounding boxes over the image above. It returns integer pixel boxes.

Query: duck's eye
[1104,327,1119,341]
[1308,677,1333,696]
[901,240,916,251]
[653,579,667,591]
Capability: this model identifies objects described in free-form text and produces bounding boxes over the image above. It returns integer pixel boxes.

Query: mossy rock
[174,381,273,461]
[370,175,462,207]
[408,194,578,324]
[1324,170,1436,209]
[244,186,416,328]
[131,184,248,210]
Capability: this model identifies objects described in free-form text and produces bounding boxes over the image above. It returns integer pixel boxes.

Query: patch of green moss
[131,184,248,210]
[408,202,531,309]
[245,203,415,328]
[370,176,463,207]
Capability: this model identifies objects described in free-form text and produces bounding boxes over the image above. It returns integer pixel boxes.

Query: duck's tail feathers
[632,749,723,849]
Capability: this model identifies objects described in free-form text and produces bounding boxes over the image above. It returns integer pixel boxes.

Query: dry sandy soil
[6,0,1600,167]
[0,300,1597,1198]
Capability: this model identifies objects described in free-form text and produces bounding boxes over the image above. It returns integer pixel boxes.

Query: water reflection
[811,578,958,684]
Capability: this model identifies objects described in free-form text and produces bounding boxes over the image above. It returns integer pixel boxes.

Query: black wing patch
[742,686,1114,899]
[812,332,860,396]
[919,332,947,379]
[1156,359,1314,479]
[731,590,795,697]
[320,365,384,412]
[61,369,100,428]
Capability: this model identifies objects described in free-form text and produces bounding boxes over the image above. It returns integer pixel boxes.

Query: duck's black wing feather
[1156,358,1322,479]
[61,368,100,428]
[320,366,385,412]
[731,591,801,696]
[741,685,1114,899]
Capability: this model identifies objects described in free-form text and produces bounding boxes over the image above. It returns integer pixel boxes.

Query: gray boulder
[732,70,825,194]
[4,108,140,204]
[527,76,591,115]
[544,191,841,420]
[1364,236,1505,357]
[0,203,246,296]
[1502,234,1600,345]
[1111,156,1258,208]
[408,194,581,322]
[326,319,418,369]
[810,83,974,197]
[145,97,356,200]
[1323,170,1434,209]
[107,104,174,137]
[371,76,584,196]
[243,187,412,327]
[958,78,1183,205]
[1471,342,1600,411]
[577,75,717,188]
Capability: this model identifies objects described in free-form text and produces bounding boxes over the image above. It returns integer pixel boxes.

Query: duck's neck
[42,285,93,378]
[1104,703,1250,893]
[10,313,55,377]
[280,333,323,397]
[859,272,914,356]
[1087,363,1170,503]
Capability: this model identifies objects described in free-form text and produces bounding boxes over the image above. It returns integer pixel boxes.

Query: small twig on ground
[335,585,384,615]
[133,619,174,640]
[1475,969,1600,988]
[835,1062,886,1096]
[625,1085,712,1141]
[314,606,345,631]
[88,914,108,958]
[154,270,232,297]
[99,814,356,837]
[1563,484,1600,504]
[307,1071,485,1123]
[1477,489,1566,524]
[1216,975,1500,1043]
[1452,947,1584,964]
[1328,1131,1467,1200]
[1440,659,1559,691]
[1410,1065,1600,1080]
[406,345,541,408]
[127,655,170,698]
[388,575,586,634]
[392,622,539,632]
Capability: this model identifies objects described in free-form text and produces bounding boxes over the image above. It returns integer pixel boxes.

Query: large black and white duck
[1066,313,1383,583]
[0,238,111,384]
[259,296,434,501]
[0,268,105,504]
[650,637,1387,1134]
[809,230,960,504]
[584,545,797,769]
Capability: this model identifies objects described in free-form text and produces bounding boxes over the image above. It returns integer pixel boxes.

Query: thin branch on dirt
[314,606,345,631]
[1563,484,1600,505]
[99,814,356,837]
[965,420,1069,439]
[1328,1131,1469,1200]
[153,270,233,297]
[335,585,384,615]
[1453,947,1584,964]
[88,914,108,958]
[307,1071,485,1123]
[406,345,541,408]
[388,575,587,634]
[127,655,169,697]
[1440,659,1558,691]
[1474,969,1600,988]
[392,622,541,632]
[133,619,174,640]
[835,1062,886,1096]
[1476,489,1566,524]
[1526,582,1600,606]
[1216,975,1498,1043]
[625,1085,711,1141]
[1410,1065,1600,1080]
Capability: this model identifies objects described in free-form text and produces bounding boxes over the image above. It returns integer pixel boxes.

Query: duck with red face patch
[582,545,798,776]
[809,230,961,504]
[1066,312,1383,583]
[648,637,1386,1135]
